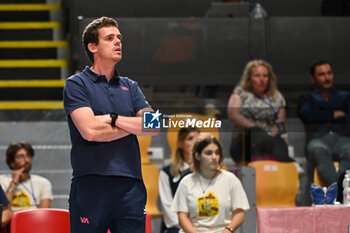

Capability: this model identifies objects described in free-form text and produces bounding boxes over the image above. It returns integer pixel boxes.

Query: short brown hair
[82,16,119,63]
[309,59,330,76]
[6,141,34,170]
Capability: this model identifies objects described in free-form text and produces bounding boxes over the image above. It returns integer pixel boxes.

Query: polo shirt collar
[313,86,336,96]
[83,66,120,83]
[313,86,337,102]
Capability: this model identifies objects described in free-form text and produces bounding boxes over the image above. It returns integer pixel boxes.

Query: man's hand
[270,124,279,136]
[12,167,25,183]
[6,167,25,199]
[334,110,346,119]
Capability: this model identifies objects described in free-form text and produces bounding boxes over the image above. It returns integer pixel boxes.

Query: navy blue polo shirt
[0,187,9,206]
[63,67,151,179]
[298,87,350,143]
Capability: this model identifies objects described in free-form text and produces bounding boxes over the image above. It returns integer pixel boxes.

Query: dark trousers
[230,126,294,163]
[307,133,350,186]
[69,175,147,233]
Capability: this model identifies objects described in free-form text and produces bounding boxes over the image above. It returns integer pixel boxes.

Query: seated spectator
[171,134,249,233]
[227,59,296,165]
[159,127,200,233]
[298,59,350,201]
[0,142,53,212]
[1,186,12,228]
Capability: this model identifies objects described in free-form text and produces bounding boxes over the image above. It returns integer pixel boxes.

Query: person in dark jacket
[298,59,350,201]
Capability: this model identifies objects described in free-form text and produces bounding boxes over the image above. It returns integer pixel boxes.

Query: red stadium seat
[145,212,152,233]
[10,208,70,233]
[11,208,151,233]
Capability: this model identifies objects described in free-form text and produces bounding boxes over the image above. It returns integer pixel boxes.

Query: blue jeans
[306,132,350,186]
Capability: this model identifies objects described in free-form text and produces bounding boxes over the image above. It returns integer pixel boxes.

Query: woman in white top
[171,134,250,233]
[159,127,200,233]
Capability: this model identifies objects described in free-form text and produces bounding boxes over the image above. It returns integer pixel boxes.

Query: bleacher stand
[1,0,350,232]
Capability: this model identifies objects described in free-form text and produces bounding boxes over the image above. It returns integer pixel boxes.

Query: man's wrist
[110,112,118,126]
[225,226,234,233]
[11,180,18,186]
[7,180,18,193]
[7,186,16,193]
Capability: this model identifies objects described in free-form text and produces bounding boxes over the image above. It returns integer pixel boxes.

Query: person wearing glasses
[0,142,52,212]
[171,134,249,233]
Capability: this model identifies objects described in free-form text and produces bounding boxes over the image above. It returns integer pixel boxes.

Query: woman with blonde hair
[159,127,200,233]
[227,59,296,164]
[171,134,249,233]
